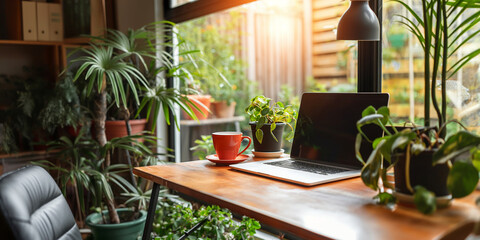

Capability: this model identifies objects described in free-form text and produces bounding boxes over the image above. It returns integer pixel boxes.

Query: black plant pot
[250,122,285,152]
[394,149,450,197]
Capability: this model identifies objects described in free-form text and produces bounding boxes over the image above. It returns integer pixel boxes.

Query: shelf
[0,39,62,46]
[0,150,56,160]
[0,38,91,47]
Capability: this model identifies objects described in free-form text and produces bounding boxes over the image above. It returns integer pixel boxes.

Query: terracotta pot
[184,95,211,120]
[211,101,236,118]
[104,119,147,140]
[249,122,285,152]
[393,149,450,197]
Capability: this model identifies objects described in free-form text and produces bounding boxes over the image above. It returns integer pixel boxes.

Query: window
[382,1,480,133]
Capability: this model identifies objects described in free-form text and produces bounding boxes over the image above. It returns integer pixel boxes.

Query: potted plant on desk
[356,105,480,214]
[357,0,480,213]
[245,95,297,154]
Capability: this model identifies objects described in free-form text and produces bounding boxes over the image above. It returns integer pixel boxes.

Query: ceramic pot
[211,101,236,118]
[86,208,147,240]
[249,122,285,152]
[393,149,450,197]
[184,95,211,120]
[105,119,147,140]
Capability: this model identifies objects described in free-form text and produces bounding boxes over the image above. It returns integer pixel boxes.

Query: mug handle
[237,136,252,156]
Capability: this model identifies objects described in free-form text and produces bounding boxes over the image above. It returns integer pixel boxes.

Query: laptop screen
[290,93,389,168]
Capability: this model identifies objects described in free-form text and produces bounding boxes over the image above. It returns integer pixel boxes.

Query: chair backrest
[0,165,81,240]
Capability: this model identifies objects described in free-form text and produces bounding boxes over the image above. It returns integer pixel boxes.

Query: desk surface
[133,158,480,240]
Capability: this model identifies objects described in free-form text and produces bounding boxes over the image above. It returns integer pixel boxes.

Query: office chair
[0,165,81,240]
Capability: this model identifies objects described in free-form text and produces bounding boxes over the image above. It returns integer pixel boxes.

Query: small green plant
[356,105,480,214]
[190,135,215,160]
[244,95,297,144]
[152,198,260,239]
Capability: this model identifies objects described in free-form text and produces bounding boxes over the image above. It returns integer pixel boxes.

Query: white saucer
[251,149,285,158]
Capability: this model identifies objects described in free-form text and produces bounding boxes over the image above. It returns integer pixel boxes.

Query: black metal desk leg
[142,182,160,240]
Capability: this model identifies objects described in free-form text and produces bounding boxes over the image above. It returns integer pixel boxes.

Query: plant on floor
[245,95,297,144]
[153,198,260,239]
[34,130,156,225]
[71,21,203,223]
[190,135,215,160]
[356,105,479,214]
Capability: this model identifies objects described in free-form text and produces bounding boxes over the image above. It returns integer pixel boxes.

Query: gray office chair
[0,165,81,240]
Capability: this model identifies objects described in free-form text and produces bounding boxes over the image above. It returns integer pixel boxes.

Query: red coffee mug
[212,132,252,160]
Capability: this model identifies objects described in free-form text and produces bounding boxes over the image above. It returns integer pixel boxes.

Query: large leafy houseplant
[356,106,480,214]
[72,21,201,223]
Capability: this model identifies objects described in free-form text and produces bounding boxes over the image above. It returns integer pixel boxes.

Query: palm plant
[72,21,202,223]
[393,0,480,134]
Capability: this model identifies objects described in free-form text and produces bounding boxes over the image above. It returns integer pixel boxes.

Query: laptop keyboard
[264,160,349,175]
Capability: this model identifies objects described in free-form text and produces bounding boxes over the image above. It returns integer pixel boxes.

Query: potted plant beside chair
[245,95,297,155]
[36,130,158,239]
[71,21,201,230]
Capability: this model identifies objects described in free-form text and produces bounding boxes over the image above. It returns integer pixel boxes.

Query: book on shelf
[22,1,37,41]
[36,2,49,41]
[48,3,63,41]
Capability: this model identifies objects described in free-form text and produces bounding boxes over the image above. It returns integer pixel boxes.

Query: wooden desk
[134,159,480,240]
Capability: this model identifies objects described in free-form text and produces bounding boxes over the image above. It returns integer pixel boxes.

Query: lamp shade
[336,0,380,41]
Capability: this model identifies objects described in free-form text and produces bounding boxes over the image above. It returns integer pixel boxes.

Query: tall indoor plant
[72,21,200,224]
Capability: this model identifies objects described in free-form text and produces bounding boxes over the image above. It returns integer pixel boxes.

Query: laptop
[231,92,389,186]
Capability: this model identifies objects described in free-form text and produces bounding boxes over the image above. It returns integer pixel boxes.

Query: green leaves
[74,45,148,108]
[373,192,397,207]
[414,186,437,215]
[255,129,264,144]
[245,95,298,144]
[361,139,385,190]
[433,131,480,165]
[447,161,479,198]
[153,199,260,239]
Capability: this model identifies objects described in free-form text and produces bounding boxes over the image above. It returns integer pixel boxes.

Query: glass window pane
[382,1,480,134]
[172,0,362,160]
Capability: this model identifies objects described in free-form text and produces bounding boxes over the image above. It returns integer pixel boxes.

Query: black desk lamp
[336,0,380,41]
